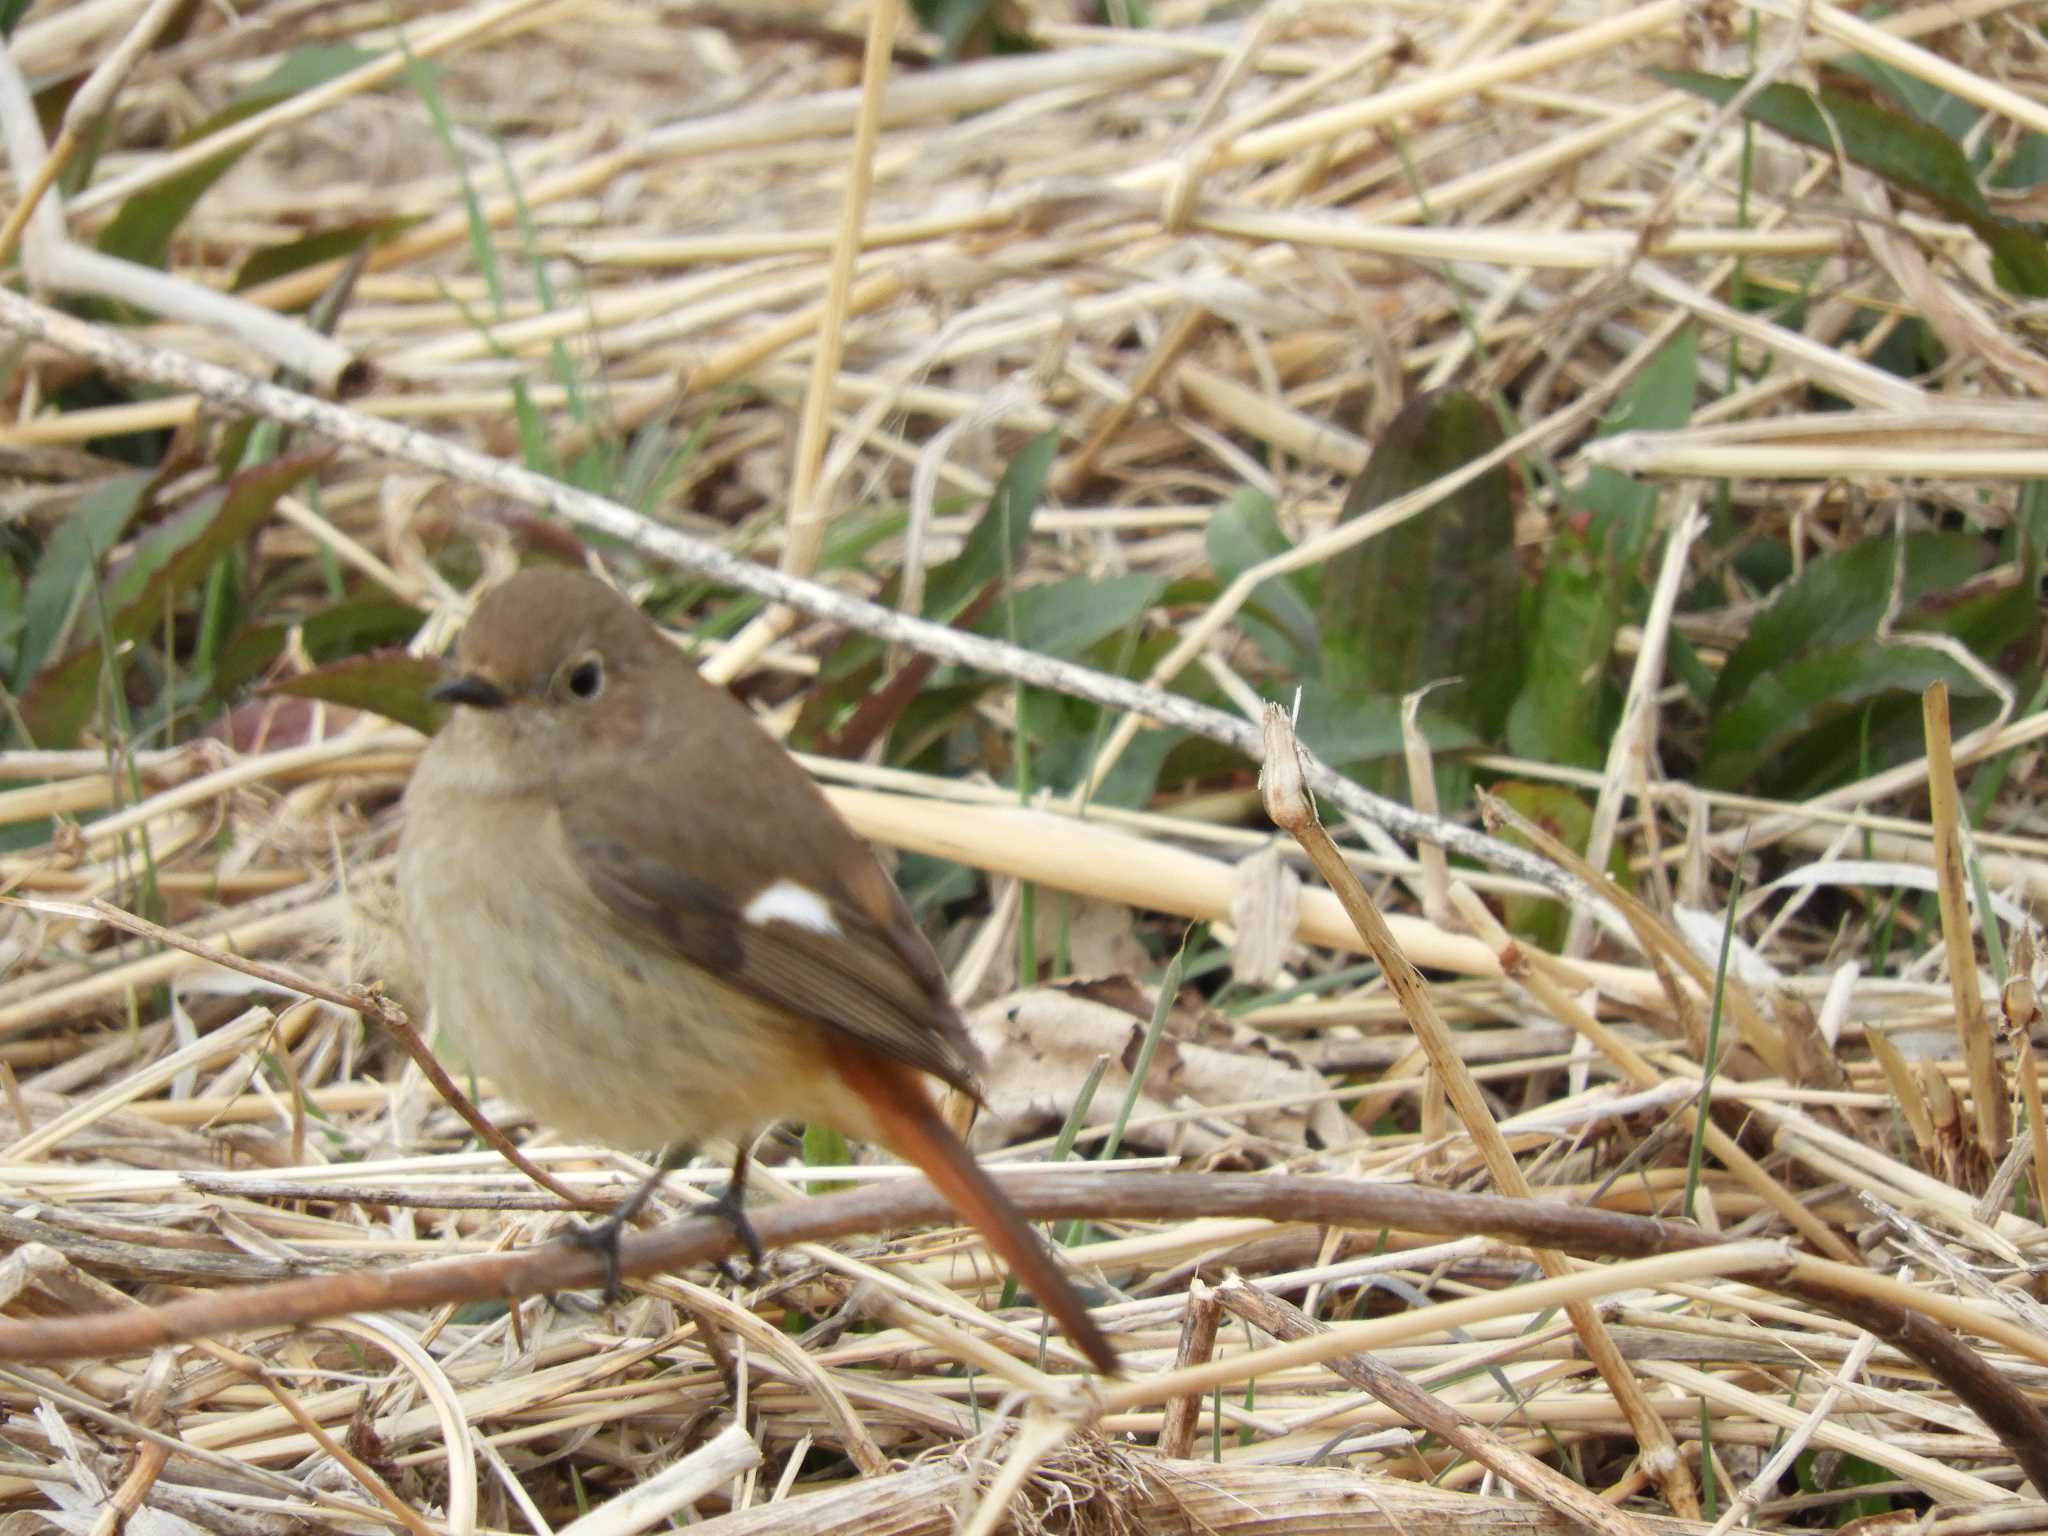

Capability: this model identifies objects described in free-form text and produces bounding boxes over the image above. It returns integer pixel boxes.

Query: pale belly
[399,792,877,1149]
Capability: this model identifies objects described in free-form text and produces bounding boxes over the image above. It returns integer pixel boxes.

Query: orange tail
[832,1044,1118,1374]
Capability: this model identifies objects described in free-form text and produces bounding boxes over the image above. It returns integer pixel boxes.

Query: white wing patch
[742,878,841,936]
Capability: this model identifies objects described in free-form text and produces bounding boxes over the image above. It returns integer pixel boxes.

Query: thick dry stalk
[1444,882,1860,1266]
[1156,1278,1221,1461]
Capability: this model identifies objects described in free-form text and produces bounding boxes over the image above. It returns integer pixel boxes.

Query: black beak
[430,674,508,710]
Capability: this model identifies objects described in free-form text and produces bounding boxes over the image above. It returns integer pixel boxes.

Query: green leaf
[908,0,1035,56]
[99,46,376,270]
[302,599,426,660]
[1657,68,1986,210]
[1704,642,1982,789]
[1582,327,1696,564]
[15,473,150,691]
[204,623,288,706]
[20,454,327,746]
[1653,69,2048,296]
[252,43,382,98]
[801,1123,854,1194]
[1711,532,1983,709]
[232,216,422,293]
[979,573,1163,659]
[1795,1451,1894,1526]
[795,437,1054,760]
[2017,479,2048,563]
[1208,488,1318,672]
[267,652,446,736]
[920,431,1054,622]
[1704,527,2034,794]
[1504,532,1615,770]
[202,597,424,718]
[0,556,24,681]
[1319,390,1520,737]
[1992,133,2048,191]
[1832,56,1982,147]
[1282,679,1480,771]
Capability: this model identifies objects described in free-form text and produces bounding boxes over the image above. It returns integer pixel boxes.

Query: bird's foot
[562,1207,637,1303]
[706,1179,766,1286]
[561,1144,694,1302]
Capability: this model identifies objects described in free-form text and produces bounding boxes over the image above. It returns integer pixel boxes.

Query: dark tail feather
[833,1045,1119,1374]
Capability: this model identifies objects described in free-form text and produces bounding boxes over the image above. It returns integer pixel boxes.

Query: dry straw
[0,0,2044,1532]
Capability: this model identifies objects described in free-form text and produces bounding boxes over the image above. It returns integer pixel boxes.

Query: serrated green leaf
[267,651,446,735]
[98,454,327,631]
[205,622,288,706]
[1712,532,1984,709]
[197,599,422,724]
[1319,390,1520,735]
[1704,642,1983,788]
[301,599,425,660]
[1654,69,2048,296]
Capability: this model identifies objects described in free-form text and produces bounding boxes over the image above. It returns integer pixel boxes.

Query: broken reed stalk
[1256,702,1701,1518]
[1922,681,2011,1161]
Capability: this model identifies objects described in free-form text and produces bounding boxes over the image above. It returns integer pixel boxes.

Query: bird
[398,565,1116,1372]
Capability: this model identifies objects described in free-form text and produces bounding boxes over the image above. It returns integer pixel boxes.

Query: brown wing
[553,627,985,1098]
[564,821,985,1100]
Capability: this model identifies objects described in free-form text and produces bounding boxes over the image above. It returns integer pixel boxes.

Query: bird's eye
[565,656,604,700]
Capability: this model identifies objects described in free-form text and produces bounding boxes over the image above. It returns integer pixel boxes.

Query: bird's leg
[565,1141,766,1298]
[566,1141,695,1301]
[709,1140,766,1282]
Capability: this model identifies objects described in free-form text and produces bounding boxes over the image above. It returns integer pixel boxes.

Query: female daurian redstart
[399,566,1116,1372]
